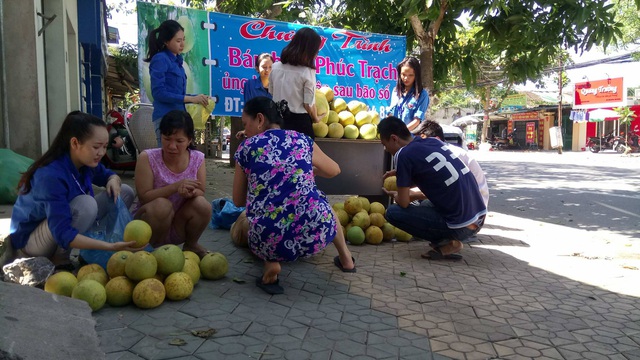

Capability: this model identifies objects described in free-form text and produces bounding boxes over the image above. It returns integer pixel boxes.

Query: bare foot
[263,261,281,284]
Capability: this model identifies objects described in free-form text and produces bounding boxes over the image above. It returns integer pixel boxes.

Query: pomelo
[358,197,371,212]
[312,122,329,138]
[327,110,339,124]
[125,251,158,282]
[381,223,395,241]
[394,227,413,242]
[164,272,194,301]
[370,110,381,125]
[105,276,134,307]
[72,279,106,312]
[369,202,386,215]
[332,202,344,211]
[77,264,108,286]
[152,244,185,276]
[183,251,200,265]
[365,226,384,245]
[44,271,77,297]
[343,196,363,216]
[107,251,133,279]
[369,212,386,228]
[338,111,355,127]
[327,123,344,138]
[343,125,359,139]
[359,124,377,140]
[332,98,347,113]
[335,209,350,227]
[347,100,367,115]
[355,111,372,127]
[132,278,166,309]
[318,86,335,102]
[200,252,229,280]
[383,176,398,192]
[351,211,370,230]
[123,220,152,248]
[182,258,201,285]
[346,226,365,245]
[315,90,330,122]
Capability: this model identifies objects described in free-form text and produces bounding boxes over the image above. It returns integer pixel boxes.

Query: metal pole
[557,61,563,154]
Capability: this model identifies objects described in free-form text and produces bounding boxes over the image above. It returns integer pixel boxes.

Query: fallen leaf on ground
[169,338,187,346]
[191,328,217,339]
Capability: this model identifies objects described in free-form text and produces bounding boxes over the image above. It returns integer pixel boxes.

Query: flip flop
[333,256,357,273]
[430,240,463,255]
[421,250,463,261]
[255,277,284,295]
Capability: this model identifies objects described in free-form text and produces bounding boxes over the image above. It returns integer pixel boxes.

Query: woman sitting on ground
[233,96,356,295]
[133,110,212,257]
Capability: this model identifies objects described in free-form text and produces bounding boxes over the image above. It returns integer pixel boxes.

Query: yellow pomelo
[394,227,413,242]
[152,244,185,276]
[346,226,365,245]
[327,110,339,124]
[107,251,133,279]
[338,111,355,127]
[355,111,373,127]
[125,251,158,282]
[312,122,329,138]
[200,252,229,280]
[369,212,386,228]
[318,86,335,102]
[383,176,398,192]
[105,276,134,307]
[347,100,367,115]
[343,125,359,139]
[332,98,347,113]
[164,272,194,301]
[44,271,77,297]
[370,110,381,125]
[132,278,166,309]
[327,123,344,138]
[332,202,344,211]
[315,89,330,122]
[344,196,363,216]
[351,211,370,230]
[72,279,106,312]
[369,202,386,215]
[123,220,152,248]
[183,251,200,265]
[358,197,371,212]
[359,124,377,140]
[365,226,384,245]
[335,209,350,227]
[182,258,201,285]
[77,264,108,286]
[381,223,395,241]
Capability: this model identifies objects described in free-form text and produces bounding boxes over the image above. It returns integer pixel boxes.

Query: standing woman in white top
[269,27,322,139]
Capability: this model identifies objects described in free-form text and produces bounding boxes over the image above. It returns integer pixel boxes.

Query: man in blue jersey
[378,116,487,259]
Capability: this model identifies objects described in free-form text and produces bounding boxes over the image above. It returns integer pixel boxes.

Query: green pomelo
[152,244,186,276]
[107,251,133,279]
[351,211,370,230]
[183,251,200,265]
[346,226,365,245]
[394,227,413,242]
[44,271,77,297]
[164,272,194,301]
[365,226,384,245]
[381,223,395,241]
[332,202,344,211]
[199,252,229,280]
[358,197,371,212]
[327,110,339,124]
[105,276,134,307]
[132,278,166,309]
[125,251,158,282]
[335,209,350,227]
[72,279,106,312]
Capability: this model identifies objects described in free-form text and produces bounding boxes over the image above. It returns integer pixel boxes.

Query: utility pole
[557,60,563,154]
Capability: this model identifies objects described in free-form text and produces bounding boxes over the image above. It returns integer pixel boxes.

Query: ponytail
[143,20,184,62]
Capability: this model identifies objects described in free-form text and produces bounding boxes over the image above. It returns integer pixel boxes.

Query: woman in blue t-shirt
[387,57,430,132]
[243,53,273,103]
[144,20,210,147]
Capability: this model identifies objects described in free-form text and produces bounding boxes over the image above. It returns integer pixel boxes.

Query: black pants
[283,112,314,139]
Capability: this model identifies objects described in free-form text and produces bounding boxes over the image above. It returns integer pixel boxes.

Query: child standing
[387,57,430,132]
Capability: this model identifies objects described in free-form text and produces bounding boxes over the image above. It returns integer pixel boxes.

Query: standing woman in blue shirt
[9,112,141,268]
[387,57,430,132]
[243,53,273,103]
[145,20,209,147]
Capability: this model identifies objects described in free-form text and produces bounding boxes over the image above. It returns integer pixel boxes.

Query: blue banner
[138,3,406,117]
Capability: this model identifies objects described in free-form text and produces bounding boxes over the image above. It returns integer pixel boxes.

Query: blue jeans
[385,201,480,246]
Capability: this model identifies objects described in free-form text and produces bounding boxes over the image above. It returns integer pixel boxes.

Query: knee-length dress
[234,129,337,262]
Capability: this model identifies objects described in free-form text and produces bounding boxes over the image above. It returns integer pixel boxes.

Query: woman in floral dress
[233,97,356,294]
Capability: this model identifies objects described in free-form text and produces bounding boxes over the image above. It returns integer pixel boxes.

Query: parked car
[440,124,465,148]
[222,128,231,145]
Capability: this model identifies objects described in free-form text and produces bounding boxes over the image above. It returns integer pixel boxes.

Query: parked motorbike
[492,130,520,150]
[586,132,617,153]
[101,110,137,170]
[616,126,640,154]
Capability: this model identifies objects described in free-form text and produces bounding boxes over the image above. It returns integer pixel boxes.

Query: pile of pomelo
[43,220,229,312]
[312,86,380,141]
[333,196,413,246]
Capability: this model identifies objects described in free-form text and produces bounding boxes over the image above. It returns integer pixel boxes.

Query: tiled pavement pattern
[95,201,640,360]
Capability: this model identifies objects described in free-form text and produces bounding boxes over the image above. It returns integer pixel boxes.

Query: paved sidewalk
[91,158,640,360]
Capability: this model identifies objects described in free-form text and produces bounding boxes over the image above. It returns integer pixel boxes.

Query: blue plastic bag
[209,198,245,230]
[80,197,132,270]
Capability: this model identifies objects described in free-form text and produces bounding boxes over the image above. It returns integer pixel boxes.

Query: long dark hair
[18,111,106,194]
[144,20,184,62]
[243,97,286,127]
[280,27,321,69]
[159,110,197,150]
[395,57,424,100]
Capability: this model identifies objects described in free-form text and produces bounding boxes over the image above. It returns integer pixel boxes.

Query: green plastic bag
[0,149,34,204]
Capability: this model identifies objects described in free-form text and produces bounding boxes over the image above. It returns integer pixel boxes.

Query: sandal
[333,256,357,273]
[430,240,463,255]
[421,250,462,261]
[255,277,284,295]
